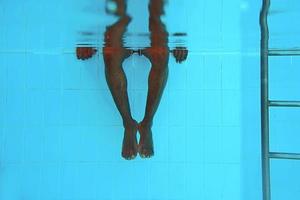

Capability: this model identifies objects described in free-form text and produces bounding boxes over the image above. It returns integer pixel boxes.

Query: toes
[139,148,153,158]
[122,151,137,160]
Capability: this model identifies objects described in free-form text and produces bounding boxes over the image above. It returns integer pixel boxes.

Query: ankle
[123,119,137,128]
[140,119,153,128]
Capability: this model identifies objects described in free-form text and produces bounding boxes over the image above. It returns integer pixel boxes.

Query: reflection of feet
[138,122,154,158]
[172,47,188,63]
[122,120,138,160]
[76,47,97,60]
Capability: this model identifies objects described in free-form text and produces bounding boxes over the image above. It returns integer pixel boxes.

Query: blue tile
[220,127,241,163]
[186,54,205,90]
[79,91,121,126]
[0,93,5,127]
[149,163,169,199]
[186,164,204,199]
[168,91,186,126]
[0,17,5,51]
[94,163,115,199]
[43,126,61,162]
[187,90,205,126]
[60,126,83,162]
[5,89,25,126]
[6,54,26,89]
[204,90,222,126]
[271,160,300,200]
[168,57,187,91]
[186,126,204,162]
[132,55,150,90]
[133,89,169,126]
[203,56,222,90]
[113,163,135,199]
[94,126,123,162]
[43,23,63,50]
[79,127,102,162]
[40,164,60,199]
[168,163,185,199]
[0,165,23,200]
[150,126,169,162]
[3,2,25,24]
[221,56,241,90]
[130,90,145,122]
[0,54,7,90]
[203,127,221,163]
[25,24,44,51]
[60,163,80,199]
[222,164,240,200]
[43,55,62,89]
[62,90,80,125]
[26,55,44,89]
[0,128,3,153]
[153,90,169,126]
[222,90,241,126]
[77,164,98,199]
[241,55,260,88]
[168,126,186,162]
[5,24,26,51]
[62,54,82,89]
[44,91,62,125]
[2,127,23,163]
[80,59,107,90]
[130,163,150,199]
[203,164,225,200]
[23,127,44,162]
[25,90,45,126]
[21,164,42,200]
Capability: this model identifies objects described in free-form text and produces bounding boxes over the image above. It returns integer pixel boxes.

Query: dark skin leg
[77,0,188,160]
[138,0,169,158]
[138,47,168,158]
[103,1,138,160]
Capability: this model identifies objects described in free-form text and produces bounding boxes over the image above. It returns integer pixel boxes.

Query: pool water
[1,0,300,200]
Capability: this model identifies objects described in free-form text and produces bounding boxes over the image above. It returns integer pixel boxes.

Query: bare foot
[138,122,154,158]
[122,120,138,160]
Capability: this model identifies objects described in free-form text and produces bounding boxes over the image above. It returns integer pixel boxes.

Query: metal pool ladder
[260,0,300,200]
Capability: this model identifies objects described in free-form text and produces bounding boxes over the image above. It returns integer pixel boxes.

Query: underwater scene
[0,0,300,199]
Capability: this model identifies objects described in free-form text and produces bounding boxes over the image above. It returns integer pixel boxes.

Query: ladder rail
[260,0,271,200]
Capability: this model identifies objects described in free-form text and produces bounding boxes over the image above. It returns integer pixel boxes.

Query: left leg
[139,47,169,158]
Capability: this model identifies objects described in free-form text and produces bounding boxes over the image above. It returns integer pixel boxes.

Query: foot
[138,122,154,158]
[122,120,138,160]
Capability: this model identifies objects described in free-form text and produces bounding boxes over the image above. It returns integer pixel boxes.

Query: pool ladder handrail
[260,0,300,200]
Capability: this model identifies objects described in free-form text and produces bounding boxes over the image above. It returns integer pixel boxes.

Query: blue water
[1,0,300,199]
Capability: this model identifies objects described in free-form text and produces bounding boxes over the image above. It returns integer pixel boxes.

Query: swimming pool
[0,0,300,199]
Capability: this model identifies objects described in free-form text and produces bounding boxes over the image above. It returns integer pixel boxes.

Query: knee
[152,64,168,75]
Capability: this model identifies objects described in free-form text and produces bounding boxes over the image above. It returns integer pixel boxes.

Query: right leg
[103,49,138,160]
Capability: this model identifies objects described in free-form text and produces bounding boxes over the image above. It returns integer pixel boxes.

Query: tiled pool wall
[2,0,299,200]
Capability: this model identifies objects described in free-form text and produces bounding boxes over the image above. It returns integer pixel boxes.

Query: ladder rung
[269,152,300,160]
[269,100,300,107]
[268,48,300,56]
